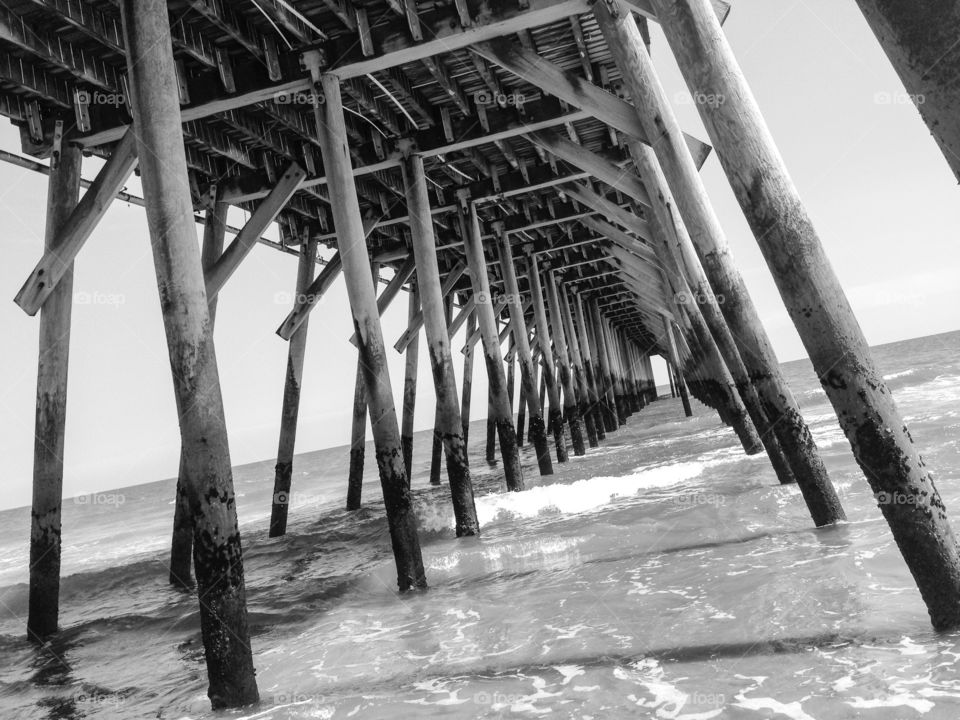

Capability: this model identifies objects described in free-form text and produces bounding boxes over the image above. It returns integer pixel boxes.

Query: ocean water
[1,330,959,719]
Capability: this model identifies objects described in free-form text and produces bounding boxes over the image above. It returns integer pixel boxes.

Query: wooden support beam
[655,0,960,628]
[348,255,416,346]
[472,40,712,167]
[27,127,81,641]
[204,162,307,299]
[559,283,598,447]
[587,296,620,430]
[120,0,257,707]
[346,260,379,510]
[459,194,524,490]
[401,286,419,477]
[854,0,960,183]
[394,261,467,351]
[269,232,319,537]
[595,3,846,527]
[169,198,229,588]
[495,223,554,475]
[15,130,137,316]
[572,292,606,441]
[663,316,693,417]
[527,129,652,205]
[312,67,425,590]
[544,266,587,455]
[322,0,730,80]
[526,255,568,462]
[402,154,478,534]
[460,308,477,445]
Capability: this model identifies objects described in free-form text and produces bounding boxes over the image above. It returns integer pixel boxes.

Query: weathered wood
[269,232,319,537]
[394,261,467,352]
[625,137,770,461]
[663,317,693,417]
[348,255,417,346]
[459,195,524,490]
[473,40,712,167]
[276,252,343,340]
[460,308,477,445]
[559,284,598,448]
[526,255,568,463]
[346,261,379,510]
[312,69,425,590]
[855,0,960,183]
[588,298,621,430]
[496,224,554,475]
[594,2,846,527]
[204,163,306,299]
[120,0,258,706]
[15,129,137,316]
[544,268,586,456]
[401,286,420,479]
[27,131,81,641]
[170,198,229,587]
[404,152,478,533]
[572,292,606,441]
[656,0,960,627]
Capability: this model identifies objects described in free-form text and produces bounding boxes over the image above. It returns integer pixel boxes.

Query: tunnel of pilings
[4,0,958,709]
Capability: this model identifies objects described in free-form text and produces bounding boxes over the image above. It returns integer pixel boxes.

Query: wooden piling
[27,129,81,641]
[269,231,319,537]
[120,0,258,705]
[170,198,229,585]
[346,261,379,510]
[587,298,620,431]
[664,318,694,417]
[311,69,425,590]
[526,256,569,462]
[496,224,554,475]
[654,0,960,627]
[401,287,420,479]
[402,154,478,535]
[544,270,587,455]
[572,293,606,441]
[459,196,523,490]
[594,2,845,527]
[460,306,476,445]
[560,287,598,447]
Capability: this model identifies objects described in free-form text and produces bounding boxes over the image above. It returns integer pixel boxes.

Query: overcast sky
[1,0,958,510]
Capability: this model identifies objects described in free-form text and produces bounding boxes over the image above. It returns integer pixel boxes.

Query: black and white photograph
[1,0,959,717]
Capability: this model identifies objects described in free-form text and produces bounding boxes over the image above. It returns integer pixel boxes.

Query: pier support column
[627,136,781,467]
[27,127,81,641]
[401,287,420,478]
[587,299,619,431]
[560,285,597,447]
[269,230,319,537]
[664,318,693,417]
[526,256,569,462]
[854,0,960,182]
[544,270,586,455]
[654,0,960,625]
[121,0,258,705]
[402,154,478,535]
[461,308,476,445]
[573,293,606,441]
[310,66,425,590]
[458,195,523,490]
[170,198,228,586]
[345,261,379,510]
[594,2,844,527]
[495,224,554,475]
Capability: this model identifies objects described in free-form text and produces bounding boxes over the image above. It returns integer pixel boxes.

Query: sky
[1,0,958,510]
